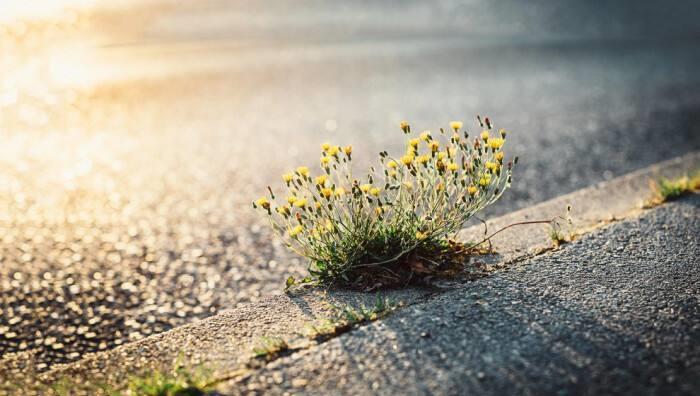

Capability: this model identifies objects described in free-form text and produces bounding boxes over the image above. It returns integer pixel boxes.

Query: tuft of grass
[306,295,400,340]
[647,171,700,206]
[126,365,215,396]
[252,336,289,360]
[2,365,216,396]
[254,116,517,288]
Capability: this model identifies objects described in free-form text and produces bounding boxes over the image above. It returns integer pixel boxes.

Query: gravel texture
[2,1,700,370]
[233,194,700,395]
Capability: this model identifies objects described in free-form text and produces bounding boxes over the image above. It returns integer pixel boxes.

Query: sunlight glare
[0,0,96,23]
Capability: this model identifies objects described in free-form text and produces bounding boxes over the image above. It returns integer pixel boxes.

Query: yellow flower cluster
[254,117,514,278]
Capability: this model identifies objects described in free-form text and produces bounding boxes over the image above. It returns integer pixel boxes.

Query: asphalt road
[235,194,700,395]
[1,1,699,369]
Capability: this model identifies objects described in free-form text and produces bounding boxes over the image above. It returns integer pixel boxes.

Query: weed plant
[254,117,516,288]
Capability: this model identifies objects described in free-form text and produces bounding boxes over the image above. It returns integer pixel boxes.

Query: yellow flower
[387,160,398,169]
[485,161,497,171]
[369,187,381,196]
[437,151,447,160]
[480,130,490,141]
[334,187,346,197]
[320,156,331,166]
[468,185,478,195]
[294,198,308,208]
[255,197,270,209]
[288,225,304,237]
[479,175,492,186]
[276,205,290,215]
[327,146,340,156]
[315,202,322,209]
[416,155,430,165]
[406,146,417,156]
[499,128,507,138]
[408,138,420,148]
[488,138,504,150]
[495,152,505,162]
[400,120,410,132]
[315,175,328,185]
[360,184,372,193]
[429,141,440,152]
[375,207,384,215]
[420,130,431,141]
[402,181,413,190]
[450,121,463,131]
[415,231,428,240]
[321,188,333,199]
[321,142,331,151]
[452,133,461,142]
[296,166,310,177]
[447,162,459,171]
[282,173,294,183]
[389,170,397,178]
[448,147,457,157]
[401,154,414,166]
[287,196,298,204]
[436,182,444,192]
[344,145,353,156]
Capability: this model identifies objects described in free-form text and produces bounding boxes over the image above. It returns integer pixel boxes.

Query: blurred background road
[1,0,699,370]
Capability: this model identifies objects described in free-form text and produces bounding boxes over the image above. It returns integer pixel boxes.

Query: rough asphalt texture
[232,195,700,395]
[2,1,700,369]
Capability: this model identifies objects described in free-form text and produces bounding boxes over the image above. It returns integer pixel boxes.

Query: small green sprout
[306,295,400,340]
[647,171,700,206]
[252,336,289,360]
[127,365,215,396]
[336,295,397,323]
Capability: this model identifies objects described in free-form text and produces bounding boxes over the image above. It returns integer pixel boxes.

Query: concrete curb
[33,151,700,387]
